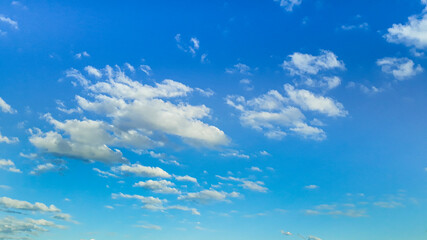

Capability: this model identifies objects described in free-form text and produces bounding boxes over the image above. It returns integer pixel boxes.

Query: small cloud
[304,185,319,190]
[74,51,90,59]
[226,63,252,75]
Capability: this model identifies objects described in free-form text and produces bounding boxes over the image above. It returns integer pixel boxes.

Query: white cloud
[136,224,162,230]
[0,97,16,113]
[74,51,90,59]
[30,163,57,175]
[167,205,200,215]
[304,185,319,190]
[249,166,262,172]
[281,230,292,235]
[284,84,347,117]
[0,197,60,212]
[274,0,302,12]
[259,150,271,156]
[178,190,239,204]
[133,180,180,194]
[0,15,18,29]
[0,217,63,239]
[226,63,252,75]
[341,22,369,31]
[69,65,229,147]
[140,64,152,76]
[125,63,135,72]
[93,168,118,178]
[220,150,250,159]
[0,159,21,173]
[226,86,333,141]
[216,175,268,193]
[174,175,198,184]
[0,132,19,144]
[112,193,165,210]
[175,34,201,56]
[376,57,423,80]
[112,163,171,178]
[282,50,345,76]
[385,8,427,49]
[84,66,102,78]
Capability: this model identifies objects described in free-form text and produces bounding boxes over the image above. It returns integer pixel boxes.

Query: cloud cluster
[0,159,21,173]
[0,132,19,144]
[0,216,63,239]
[178,190,240,204]
[274,0,303,12]
[0,97,16,114]
[133,180,181,194]
[377,57,423,80]
[30,65,229,164]
[216,175,268,193]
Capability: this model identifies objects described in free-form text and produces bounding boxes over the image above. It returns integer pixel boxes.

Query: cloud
[376,57,423,80]
[226,63,252,75]
[0,132,19,144]
[373,201,403,208]
[385,5,427,49]
[0,197,60,213]
[29,163,56,175]
[216,175,268,193]
[67,65,229,148]
[281,230,292,235]
[305,203,367,218]
[282,50,345,76]
[93,168,118,178]
[167,205,200,215]
[74,51,90,59]
[136,224,162,230]
[220,150,250,159]
[112,193,165,210]
[0,217,63,239]
[284,84,348,117]
[84,66,102,78]
[175,34,201,56]
[340,22,369,31]
[249,166,262,172]
[259,150,271,156]
[274,0,302,12]
[174,175,198,184]
[226,86,333,141]
[0,97,16,113]
[133,180,181,194]
[140,65,152,76]
[0,160,21,173]
[304,185,319,190]
[178,190,239,204]
[0,15,18,29]
[112,163,171,178]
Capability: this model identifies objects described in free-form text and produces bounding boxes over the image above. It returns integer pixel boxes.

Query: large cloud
[29,65,229,164]
[0,197,60,213]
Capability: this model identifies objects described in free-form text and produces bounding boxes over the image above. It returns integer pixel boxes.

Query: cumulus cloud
[282,50,345,76]
[93,168,118,178]
[376,57,423,80]
[74,51,90,59]
[0,97,16,113]
[178,190,240,204]
[112,193,165,210]
[0,132,19,144]
[0,159,21,173]
[84,66,102,78]
[0,197,60,213]
[29,163,57,175]
[174,175,198,184]
[385,3,427,49]
[112,163,171,178]
[274,0,302,12]
[284,84,347,117]
[225,85,335,141]
[133,180,180,194]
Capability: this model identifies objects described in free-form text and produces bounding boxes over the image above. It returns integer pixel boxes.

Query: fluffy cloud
[0,159,21,173]
[376,57,423,80]
[178,190,240,204]
[226,85,337,141]
[174,175,198,184]
[133,180,181,194]
[274,0,303,12]
[70,65,229,148]
[29,163,56,175]
[0,97,16,114]
[0,197,60,213]
[284,84,347,117]
[385,6,427,49]
[175,34,201,56]
[0,132,19,144]
[93,168,118,178]
[282,50,345,76]
[112,163,171,178]
[112,193,165,210]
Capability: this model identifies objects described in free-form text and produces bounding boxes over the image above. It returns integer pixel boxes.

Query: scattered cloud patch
[0,97,16,113]
[0,159,21,173]
[377,57,423,80]
[274,0,302,12]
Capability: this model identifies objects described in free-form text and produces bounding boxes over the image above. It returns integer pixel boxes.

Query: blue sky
[0,0,427,239]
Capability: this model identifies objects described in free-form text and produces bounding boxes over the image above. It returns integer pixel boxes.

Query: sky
[0,0,426,239]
